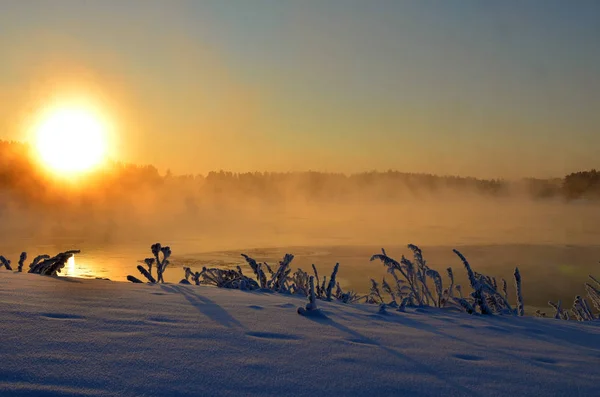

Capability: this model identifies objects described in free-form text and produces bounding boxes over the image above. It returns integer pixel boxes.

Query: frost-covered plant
[126,275,144,283]
[571,295,595,321]
[137,259,156,283]
[17,252,27,272]
[408,244,436,305]
[514,267,524,316]
[584,275,600,316]
[195,266,260,290]
[298,276,321,316]
[181,266,200,285]
[397,296,411,312]
[241,254,267,288]
[0,251,74,276]
[127,243,171,284]
[0,256,12,270]
[381,277,398,307]
[371,245,457,310]
[454,297,476,314]
[453,249,516,315]
[290,268,311,296]
[535,309,547,318]
[29,254,50,269]
[195,252,358,305]
[426,268,443,307]
[28,250,80,276]
[367,279,384,304]
[454,249,491,314]
[447,268,455,298]
[548,300,567,320]
[547,274,599,322]
[152,243,171,283]
[269,254,294,292]
[472,285,493,315]
[371,247,426,307]
[325,263,339,301]
[208,253,296,292]
[372,244,465,310]
[371,245,518,316]
[338,288,362,304]
[306,276,317,310]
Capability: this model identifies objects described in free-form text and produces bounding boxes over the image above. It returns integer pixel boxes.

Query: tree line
[0,140,597,203]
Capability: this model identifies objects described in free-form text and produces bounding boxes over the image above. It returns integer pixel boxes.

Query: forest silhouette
[1,140,597,207]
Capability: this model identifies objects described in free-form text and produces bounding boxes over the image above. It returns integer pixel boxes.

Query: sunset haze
[1,0,599,178]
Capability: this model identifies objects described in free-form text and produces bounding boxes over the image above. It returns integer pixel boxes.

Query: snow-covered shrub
[571,295,595,321]
[182,267,201,285]
[371,245,455,308]
[190,254,289,291]
[268,253,294,293]
[152,243,171,283]
[585,275,600,316]
[241,254,267,288]
[548,275,599,322]
[0,251,73,276]
[127,243,171,284]
[194,266,260,290]
[17,252,27,272]
[452,249,516,315]
[367,279,384,304]
[371,244,518,315]
[0,256,12,270]
[337,288,362,304]
[28,250,79,276]
[289,268,311,296]
[183,251,361,305]
[371,245,448,310]
[29,254,51,270]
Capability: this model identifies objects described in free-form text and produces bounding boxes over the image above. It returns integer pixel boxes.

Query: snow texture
[0,271,599,396]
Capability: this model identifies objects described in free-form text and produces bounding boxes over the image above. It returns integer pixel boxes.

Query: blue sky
[1,0,599,177]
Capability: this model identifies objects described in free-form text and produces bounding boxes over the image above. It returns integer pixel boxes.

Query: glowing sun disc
[35,106,108,174]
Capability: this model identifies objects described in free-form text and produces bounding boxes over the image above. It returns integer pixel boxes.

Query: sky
[0,0,599,178]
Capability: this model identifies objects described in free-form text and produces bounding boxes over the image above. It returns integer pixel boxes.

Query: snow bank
[0,272,598,396]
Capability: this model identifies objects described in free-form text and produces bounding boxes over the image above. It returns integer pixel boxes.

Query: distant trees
[199,169,511,202]
[0,141,48,202]
[563,169,600,200]
[0,139,598,204]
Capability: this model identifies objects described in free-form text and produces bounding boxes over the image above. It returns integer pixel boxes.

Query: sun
[34,105,108,175]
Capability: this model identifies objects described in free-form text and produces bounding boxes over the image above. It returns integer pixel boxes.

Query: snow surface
[1,271,599,397]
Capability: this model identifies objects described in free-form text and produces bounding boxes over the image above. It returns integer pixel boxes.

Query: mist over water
[2,175,599,312]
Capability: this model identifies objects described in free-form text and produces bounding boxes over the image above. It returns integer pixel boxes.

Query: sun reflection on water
[63,254,100,279]
[66,255,75,274]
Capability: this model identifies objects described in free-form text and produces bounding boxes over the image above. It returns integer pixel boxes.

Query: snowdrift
[0,272,598,396]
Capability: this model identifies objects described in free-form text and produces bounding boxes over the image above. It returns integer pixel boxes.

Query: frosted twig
[514,267,524,316]
[447,268,455,298]
[548,300,563,319]
[17,252,27,272]
[298,276,321,316]
[325,263,339,301]
[0,256,12,271]
[137,265,156,283]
